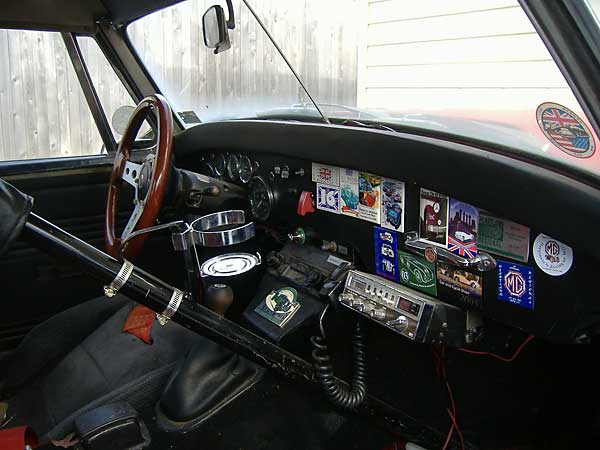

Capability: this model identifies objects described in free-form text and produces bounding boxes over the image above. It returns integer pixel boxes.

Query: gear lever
[205,284,234,317]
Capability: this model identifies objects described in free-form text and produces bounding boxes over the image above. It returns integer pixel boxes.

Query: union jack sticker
[536,102,595,158]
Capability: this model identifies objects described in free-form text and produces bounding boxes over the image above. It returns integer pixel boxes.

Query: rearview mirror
[203,1,235,55]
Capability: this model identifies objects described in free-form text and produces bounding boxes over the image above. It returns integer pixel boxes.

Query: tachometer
[238,155,254,184]
[248,176,273,221]
[227,154,240,180]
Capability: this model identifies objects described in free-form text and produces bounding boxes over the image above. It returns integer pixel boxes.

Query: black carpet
[142,371,395,450]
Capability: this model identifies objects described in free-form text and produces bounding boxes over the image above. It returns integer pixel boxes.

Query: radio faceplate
[339,270,465,345]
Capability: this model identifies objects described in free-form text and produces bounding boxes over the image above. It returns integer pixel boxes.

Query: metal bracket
[156,289,184,326]
[404,231,496,272]
[103,260,134,297]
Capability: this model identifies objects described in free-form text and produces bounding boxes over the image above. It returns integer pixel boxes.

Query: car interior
[1,1,600,449]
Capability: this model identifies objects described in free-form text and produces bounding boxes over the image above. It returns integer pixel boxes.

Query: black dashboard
[174,120,600,345]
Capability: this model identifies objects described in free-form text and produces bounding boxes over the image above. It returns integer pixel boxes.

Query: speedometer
[248,176,273,221]
[227,154,240,180]
[238,155,253,184]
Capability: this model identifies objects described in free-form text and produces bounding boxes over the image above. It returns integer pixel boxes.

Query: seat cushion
[4,297,205,442]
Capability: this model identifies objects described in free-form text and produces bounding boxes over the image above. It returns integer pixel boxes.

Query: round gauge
[227,154,240,180]
[199,161,219,178]
[248,176,274,222]
[238,155,254,184]
[213,153,226,176]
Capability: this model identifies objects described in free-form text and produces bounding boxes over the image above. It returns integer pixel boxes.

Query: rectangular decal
[478,212,530,262]
[316,183,340,213]
[436,262,482,298]
[311,163,339,186]
[374,226,399,282]
[448,198,478,257]
[358,172,381,223]
[419,188,448,247]
[497,260,534,310]
[381,178,405,232]
[339,168,359,217]
[397,250,437,296]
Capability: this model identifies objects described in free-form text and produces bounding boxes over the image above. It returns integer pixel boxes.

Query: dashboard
[189,148,594,345]
[176,120,600,346]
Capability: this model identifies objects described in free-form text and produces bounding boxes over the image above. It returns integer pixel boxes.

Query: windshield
[128,0,600,179]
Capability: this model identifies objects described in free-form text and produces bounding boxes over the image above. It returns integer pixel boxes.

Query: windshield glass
[128,0,600,179]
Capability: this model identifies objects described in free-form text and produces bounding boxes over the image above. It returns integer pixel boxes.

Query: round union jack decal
[536,102,595,158]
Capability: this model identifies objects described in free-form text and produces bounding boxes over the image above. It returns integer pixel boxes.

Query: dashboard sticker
[536,102,595,158]
[448,199,478,258]
[397,250,437,296]
[358,173,381,224]
[419,188,448,247]
[374,226,399,282]
[255,287,301,328]
[532,233,573,276]
[478,212,530,262]
[381,179,405,232]
[339,168,359,217]
[497,260,534,310]
[437,262,482,298]
[311,163,340,186]
[316,184,340,214]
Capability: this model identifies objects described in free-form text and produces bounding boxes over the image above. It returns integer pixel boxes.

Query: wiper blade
[340,120,396,133]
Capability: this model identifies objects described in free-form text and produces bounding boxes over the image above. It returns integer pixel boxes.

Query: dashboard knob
[339,292,354,305]
[370,307,388,321]
[352,298,365,312]
[387,315,408,332]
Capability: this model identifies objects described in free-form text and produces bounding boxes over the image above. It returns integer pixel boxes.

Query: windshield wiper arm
[241,0,330,125]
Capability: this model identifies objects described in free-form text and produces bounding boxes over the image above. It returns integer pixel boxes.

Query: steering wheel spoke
[122,161,143,190]
[121,202,144,242]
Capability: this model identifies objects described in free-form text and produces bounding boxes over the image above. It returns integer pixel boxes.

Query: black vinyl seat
[0,295,204,443]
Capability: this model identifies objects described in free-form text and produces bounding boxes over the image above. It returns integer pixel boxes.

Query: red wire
[446,408,465,450]
[458,335,534,362]
[441,422,455,450]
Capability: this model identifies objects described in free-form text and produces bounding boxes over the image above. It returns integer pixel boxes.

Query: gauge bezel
[238,155,254,184]
[227,154,240,180]
[213,153,226,176]
[248,176,274,222]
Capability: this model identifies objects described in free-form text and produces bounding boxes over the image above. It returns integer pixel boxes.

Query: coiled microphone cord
[311,305,367,408]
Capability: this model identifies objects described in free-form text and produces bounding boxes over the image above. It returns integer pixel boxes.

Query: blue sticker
[374,226,399,282]
[497,260,534,310]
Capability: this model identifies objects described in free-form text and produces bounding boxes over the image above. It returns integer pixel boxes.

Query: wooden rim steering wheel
[105,94,173,259]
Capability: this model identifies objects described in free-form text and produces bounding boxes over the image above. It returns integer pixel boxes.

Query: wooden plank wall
[0,0,360,162]
[358,0,576,114]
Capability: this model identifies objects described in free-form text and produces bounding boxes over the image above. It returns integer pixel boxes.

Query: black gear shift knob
[205,284,234,317]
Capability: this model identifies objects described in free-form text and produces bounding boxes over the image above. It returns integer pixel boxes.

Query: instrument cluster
[200,152,258,184]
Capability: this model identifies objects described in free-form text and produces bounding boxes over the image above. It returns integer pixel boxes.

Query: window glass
[0,30,104,161]
[77,36,151,141]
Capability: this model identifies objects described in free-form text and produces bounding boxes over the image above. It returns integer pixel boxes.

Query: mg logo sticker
[504,270,526,298]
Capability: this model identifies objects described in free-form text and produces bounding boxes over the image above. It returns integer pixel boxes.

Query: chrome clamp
[156,288,184,326]
[103,260,134,297]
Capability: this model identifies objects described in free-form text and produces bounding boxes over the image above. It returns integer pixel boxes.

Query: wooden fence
[0,0,360,162]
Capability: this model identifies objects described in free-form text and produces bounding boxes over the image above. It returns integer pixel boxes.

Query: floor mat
[142,371,395,450]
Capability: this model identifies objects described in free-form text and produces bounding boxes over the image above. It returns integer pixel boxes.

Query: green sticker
[397,250,437,296]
